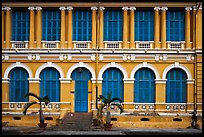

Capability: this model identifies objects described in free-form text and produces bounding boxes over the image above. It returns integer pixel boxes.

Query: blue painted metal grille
[71,67,92,112]
[9,67,29,102]
[166,68,187,103]
[134,68,155,103]
[42,9,60,41]
[102,68,124,101]
[40,67,60,102]
[12,10,30,41]
[104,9,122,41]
[134,10,154,41]
[166,10,185,41]
[73,10,92,41]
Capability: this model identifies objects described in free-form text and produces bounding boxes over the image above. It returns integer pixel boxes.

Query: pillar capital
[154,7,160,10]
[91,6,98,10]
[122,6,129,10]
[4,7,11,11]
[36,6,42,10]
[28,7,35,10]
[161,7,168,11]
[185,7,192,11]
[193,6,197,10]
[67,6,73,11]
[99,7,105,11]
[59,6,66,10]
[129,7,136,11]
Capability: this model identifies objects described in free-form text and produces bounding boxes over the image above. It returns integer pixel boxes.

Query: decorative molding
[35,62,64,78]
[161,7,168,11]
[185,7,192,11]
[99,7,105,11]
[154,7,160,10]
[129,7,136,10]
[67,62,96,80]
[67,6,73,10]
[4,7,11,11]
[35,6,42,10]
[4,62,33,79]
[91,6,97,10]
[28,7,35,10]
[59,6,66,10]
[122,6,129,10]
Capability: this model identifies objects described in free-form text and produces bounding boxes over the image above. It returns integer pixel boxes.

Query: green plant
[23,92,50,124]
[97,93,123,125]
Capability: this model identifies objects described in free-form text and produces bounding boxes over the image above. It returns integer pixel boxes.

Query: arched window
[40,67,60,102]
[166,68,187,103]
[102,67,124,101]
[134,68,155,103]
[9,67,29,102]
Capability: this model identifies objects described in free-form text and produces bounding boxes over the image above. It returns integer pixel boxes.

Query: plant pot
[104,123,112,131]
[38,123,47,129]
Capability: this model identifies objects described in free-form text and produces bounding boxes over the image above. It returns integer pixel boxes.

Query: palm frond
[23,101,37,115]
[110,97,123,103]
[42,95,50,105]
[111,103,124,113]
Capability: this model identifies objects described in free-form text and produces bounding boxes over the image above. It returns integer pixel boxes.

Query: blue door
[102,67,124,101]
[134,68,155,103]
[166,68,187,103]
[71,67,92,112]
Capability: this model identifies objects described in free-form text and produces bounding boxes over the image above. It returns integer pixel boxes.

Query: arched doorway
[71,67,92,112]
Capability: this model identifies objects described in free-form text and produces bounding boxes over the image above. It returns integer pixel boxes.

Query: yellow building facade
[2,1,202,128]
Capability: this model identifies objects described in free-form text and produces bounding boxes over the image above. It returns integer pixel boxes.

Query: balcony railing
[73,41,91,49]
[167,41,185,49]
[104,41,122,48]
[135,41,153,49]
[42,41,59,48]
[11,41,28,49]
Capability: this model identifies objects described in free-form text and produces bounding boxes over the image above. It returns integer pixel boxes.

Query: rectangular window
[134,10,154,41]
[104,9,122,41]
[42,9,61,41]
[12,9,30,41]
[166,10,185,41]
[73,9,92,41]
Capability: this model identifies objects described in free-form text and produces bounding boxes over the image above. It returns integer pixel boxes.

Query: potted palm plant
[23,92,50,129]
[97,93,123,131]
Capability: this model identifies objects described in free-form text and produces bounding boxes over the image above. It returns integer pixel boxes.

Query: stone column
[155,79,166,111]
[124,80,134,110]
[154,7,160,49]
[59,7,66,48]
[5,7,11,49]
[196,5,202,49]
[122,7,128,49]
[161,7,168,49]
[36,7,42,48]
[2,78,10,102]
[28,7,35,48]
[2,8,5,48]
[28,78,40,102]
[129,7,136,49]
[192,6,196,49]
[67,6,73,49]
[185,7,192,49]
[99,7,105,48]
[91,7,97,49]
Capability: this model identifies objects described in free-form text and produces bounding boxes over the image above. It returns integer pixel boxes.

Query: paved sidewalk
[2,126,202,135]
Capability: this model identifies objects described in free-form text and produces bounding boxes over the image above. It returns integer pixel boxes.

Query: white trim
[162,62,192,79]
[98,62,128,80]
[66,62,96,80]
[130,62,160,80]
[4,62,32,79]
[91,7,98,10]
[35,62,64,78]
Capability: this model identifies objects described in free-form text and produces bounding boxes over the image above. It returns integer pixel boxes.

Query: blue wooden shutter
[134,68,155,103]
[134,10,154,41]
[73,10,92,41]
[166,68,187,103]
[102,68,124,101]
[166,10,185,41]
[40,67,60,102]
[104,9,122,41]
[42,9,60,41]
[9,67,29,102]
[12,10,30,41]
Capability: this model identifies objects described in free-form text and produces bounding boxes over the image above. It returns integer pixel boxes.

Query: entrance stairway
[56,112,100,131]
